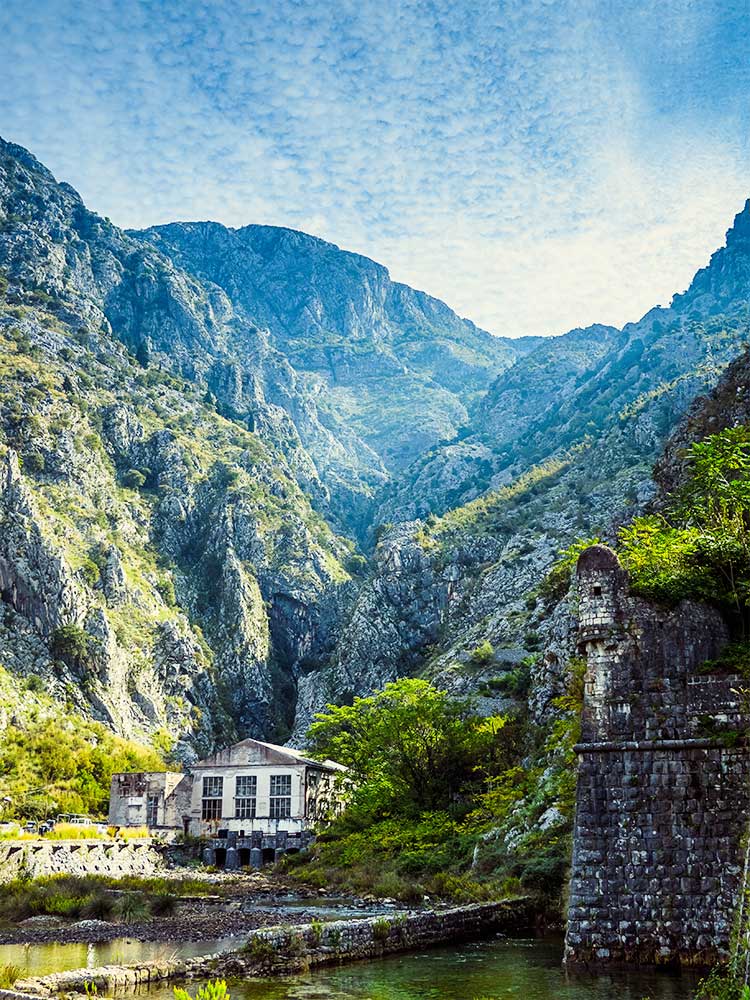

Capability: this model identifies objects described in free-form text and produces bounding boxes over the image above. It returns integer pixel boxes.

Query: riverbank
[9,900,535,997]
[0,871,401,946]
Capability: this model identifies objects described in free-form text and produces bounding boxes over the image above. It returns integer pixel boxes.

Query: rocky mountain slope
[134,222,539,478]
[1,133,750,757]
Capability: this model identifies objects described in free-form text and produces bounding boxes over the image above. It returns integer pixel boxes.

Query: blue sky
[0,0,748,337]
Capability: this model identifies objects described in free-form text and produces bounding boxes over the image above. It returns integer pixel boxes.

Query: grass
[0,874,216,924]
[0,964,22,988]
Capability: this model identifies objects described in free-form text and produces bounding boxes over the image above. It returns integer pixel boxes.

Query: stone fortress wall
[565,545,750,966]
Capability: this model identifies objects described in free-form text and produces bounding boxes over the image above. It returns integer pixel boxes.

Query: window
[201,775,223,821]
[592,586,602,596]
[235,775,257,819]
[146,794,159,827]
[269,774,292,819]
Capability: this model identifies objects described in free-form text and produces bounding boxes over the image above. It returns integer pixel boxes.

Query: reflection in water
[140,936,698,1000]
[0,937,239,978]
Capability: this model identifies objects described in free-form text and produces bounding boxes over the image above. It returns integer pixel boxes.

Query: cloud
[0,0,748,336]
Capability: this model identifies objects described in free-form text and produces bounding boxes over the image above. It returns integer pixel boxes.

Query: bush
[0,964,22,989]
[22,451,44,474]
[115,892,150,923]
[49,625,92,669]
[469,641,494,667]
[122,469,146,489]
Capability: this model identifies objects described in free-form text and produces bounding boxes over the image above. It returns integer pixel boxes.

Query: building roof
[192,737,347,773]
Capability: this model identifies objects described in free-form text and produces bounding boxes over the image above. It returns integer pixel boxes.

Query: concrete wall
[0,839,166,883]
[565,545,750,967]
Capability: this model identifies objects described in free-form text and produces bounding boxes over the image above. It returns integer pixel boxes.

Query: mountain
[1,134,750,758]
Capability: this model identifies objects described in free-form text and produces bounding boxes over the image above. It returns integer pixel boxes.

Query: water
[140,936,699,1000]
[0,936,240,977]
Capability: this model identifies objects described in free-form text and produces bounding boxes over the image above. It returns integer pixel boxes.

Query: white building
[108,737,347,867]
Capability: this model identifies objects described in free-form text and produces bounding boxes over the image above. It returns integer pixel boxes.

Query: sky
[0,0,749,338]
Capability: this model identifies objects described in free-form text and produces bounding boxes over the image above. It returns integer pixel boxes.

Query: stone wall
[12,900,534,997]
[565,545,750,967]
[0,839,166,883]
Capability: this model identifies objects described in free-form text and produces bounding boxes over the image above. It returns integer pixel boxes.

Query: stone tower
[565,544,750,967]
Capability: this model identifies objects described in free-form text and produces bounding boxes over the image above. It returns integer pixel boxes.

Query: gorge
[2,134,750,974]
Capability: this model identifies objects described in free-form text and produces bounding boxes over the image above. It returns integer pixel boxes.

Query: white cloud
[0,0,748,336]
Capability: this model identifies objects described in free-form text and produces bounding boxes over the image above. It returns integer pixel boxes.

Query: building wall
[565,545,750,967]
[108,772,190,830]
[188,762,307,836]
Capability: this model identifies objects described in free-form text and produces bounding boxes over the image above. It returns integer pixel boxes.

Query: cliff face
[0,138,360,753]
[133,221,538,477]
[2,133,750,757]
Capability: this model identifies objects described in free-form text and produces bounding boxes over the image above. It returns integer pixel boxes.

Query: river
[1,935,699,1000]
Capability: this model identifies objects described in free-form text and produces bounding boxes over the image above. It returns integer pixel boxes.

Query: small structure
[108,737,347,868]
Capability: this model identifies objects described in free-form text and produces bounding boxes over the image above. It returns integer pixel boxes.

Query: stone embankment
[8,900,533,998]
[0,840,166,883]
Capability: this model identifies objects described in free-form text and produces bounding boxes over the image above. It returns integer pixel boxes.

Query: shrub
[245,935,275,967]
[79,558,101,588]
[0,964,22,989]
[22,451,44,474]
[469,641,494,667]
[115,892,150,923]
[122,469,146,489]
[49,625,92,669]
[372,917,391,941]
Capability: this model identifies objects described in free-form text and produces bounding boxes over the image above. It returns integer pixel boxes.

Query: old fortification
[565,545,750,966]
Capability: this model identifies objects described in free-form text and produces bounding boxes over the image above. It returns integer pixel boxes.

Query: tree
[306,678,510,817]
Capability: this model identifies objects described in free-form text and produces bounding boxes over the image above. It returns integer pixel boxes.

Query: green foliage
[469,640,494,667]
[115,891,150,923]
[619,426,750,632]
[695,967,750,1000]
[122,468,146,489]
[294,680,524,901]
[174,980,229,1000]
[0,875,207,924]
[0,676,166,819]
[49,624,93,669]
[0,964,22,989]
[307,678,511,816]
[540,537,601,603]
[79,557,101,588]
[372,917,391,941]
[244,935,276,966]
[22,451,45,474]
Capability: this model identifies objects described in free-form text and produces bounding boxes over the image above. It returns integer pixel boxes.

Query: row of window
[201,774,292,821]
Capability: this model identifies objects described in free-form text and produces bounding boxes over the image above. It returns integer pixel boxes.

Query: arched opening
[261,847,276,865]
[238,847,251,868]
[285,847,300,856]
[214,847,227,869]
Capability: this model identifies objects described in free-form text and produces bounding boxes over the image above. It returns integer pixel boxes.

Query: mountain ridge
[1,133,750,758]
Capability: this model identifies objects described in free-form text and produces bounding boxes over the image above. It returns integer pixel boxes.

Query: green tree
[307,678,510,817]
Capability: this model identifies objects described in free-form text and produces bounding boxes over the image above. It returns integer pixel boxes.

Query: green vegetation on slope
[286,676,582,907]
[0,665,165,819]
[619,425,750,640]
